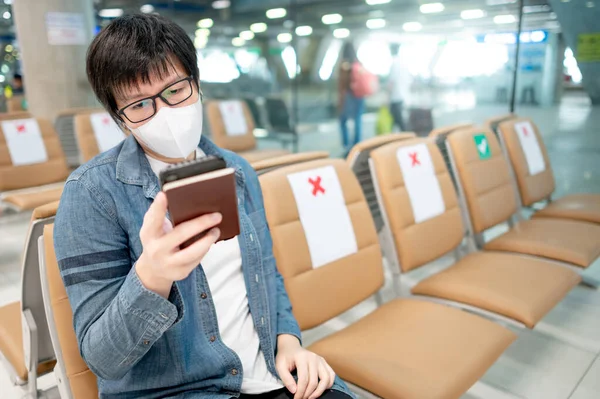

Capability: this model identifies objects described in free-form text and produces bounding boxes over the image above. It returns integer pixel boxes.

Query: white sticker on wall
[287,165,358,268]
[90,112,125,153]
[219,101,248,136]
[514,121,545,176]
[2,119,49,166]
[396,143,445,223]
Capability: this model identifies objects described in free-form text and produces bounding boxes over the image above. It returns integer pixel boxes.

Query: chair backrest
[40,224,98,399]
[429,123,474,138]
[485,113,516,135]
[497,117,555,206]
[74,111,125,163]
[205,100,257,152]
[244,97,265,129]
[346,133,416,232]
[55,108,104,167]
[429,124,474,184]
[7,95,26,113]
[370,138,464,272]
[20,201,61,367]
[265,97,294,133]
[252,151,329,175]
[0,115,70,191]
[446,126,517,234]
[259,159,384,330]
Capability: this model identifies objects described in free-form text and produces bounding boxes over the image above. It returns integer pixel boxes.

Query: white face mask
[131,98,203,159]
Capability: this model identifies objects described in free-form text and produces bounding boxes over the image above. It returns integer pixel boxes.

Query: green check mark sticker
[474,133,491,160]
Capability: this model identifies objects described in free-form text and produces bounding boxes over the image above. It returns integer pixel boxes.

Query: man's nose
[155,97,170,112]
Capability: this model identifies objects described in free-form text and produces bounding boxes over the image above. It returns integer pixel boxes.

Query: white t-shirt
[147,150,283,394]
[388,55,412,103]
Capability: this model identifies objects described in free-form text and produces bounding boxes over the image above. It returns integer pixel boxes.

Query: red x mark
[522,126,529,136]
[102,117,110,125]
[308,176,325,196]
[409,152,420,167]
[16,124,26,133]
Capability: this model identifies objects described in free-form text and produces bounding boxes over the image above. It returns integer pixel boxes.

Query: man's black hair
[13,73,22,81]
[86,14,199,121]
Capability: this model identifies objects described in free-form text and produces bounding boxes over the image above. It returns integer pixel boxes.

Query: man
[387,44,411,132]
[12,73,24,95]
[54,14,352,399]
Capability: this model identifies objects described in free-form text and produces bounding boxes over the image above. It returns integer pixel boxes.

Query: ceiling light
[523,5,551,13]
[460,9,485,19]
[194,36,208,49]
[277,33,293,43]
[529,30,547,42]
[333,28,350,38]
[322,13,343,25]
[0,76,5,83]
[494,14,516,24]
[2,11,10,19]
[586,1,595,7]
[195,28,210,37]
[266,8,287,19]
[486,0,516,5]
[232,37,245,47]
[366,0,391,4]
[250,22,268,33]
[239,30,255,40]
[295,25,313,36]
[140,4,154,13]
[3,0,12,4]
[420,3,445,13]
[98,8,123,18]
[5,45,12,52]
[403,21,422,31]
[0,65,7,73]
[198,18,214,28]
[212,0,230,9]
[366,18,386,29]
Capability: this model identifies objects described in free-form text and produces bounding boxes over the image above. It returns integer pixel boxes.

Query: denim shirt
[54,135,352,399]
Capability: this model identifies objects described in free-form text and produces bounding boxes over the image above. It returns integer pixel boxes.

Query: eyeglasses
[118,77,197,124]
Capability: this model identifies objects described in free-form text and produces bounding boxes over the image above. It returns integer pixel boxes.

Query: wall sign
[46,12,87,45]
[577,33,600,62]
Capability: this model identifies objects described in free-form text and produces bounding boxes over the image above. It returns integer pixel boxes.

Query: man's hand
[276,335,336,399]
[136,192,222,298]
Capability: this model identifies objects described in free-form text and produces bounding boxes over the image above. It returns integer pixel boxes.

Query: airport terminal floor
[1,90,600,399]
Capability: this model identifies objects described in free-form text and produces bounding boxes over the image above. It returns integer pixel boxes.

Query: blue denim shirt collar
[115,135,246,200]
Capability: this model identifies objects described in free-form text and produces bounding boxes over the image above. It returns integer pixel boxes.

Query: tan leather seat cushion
[534,194,600,224]
[0,301,56,381]
[412,251,581,328]
[239,149,290,163]
[309,298,516,399]
[345,133,415,164]
[31,200,60,220]
[3,186,63,210]
[485,218,600,268]
[251,151,329,172]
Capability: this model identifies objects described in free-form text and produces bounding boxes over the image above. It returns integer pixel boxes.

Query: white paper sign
[2,119,49,166]
[90,113,125,152]
[219,101,248,136]
[288,166,358,268]
[397,144,445,223]
[45,12,87,46]
[514,121,545,176]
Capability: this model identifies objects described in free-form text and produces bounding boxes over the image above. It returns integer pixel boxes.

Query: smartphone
[159,155,227,188]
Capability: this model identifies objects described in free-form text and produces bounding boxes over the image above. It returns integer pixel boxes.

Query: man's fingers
[141,192,169,240]
[326,364,335,389]
[277,363,297,395]
[294,360,309,399]
[162,212,222,251]
[309,362,330,399]
[170,227,220,267]
[303,360,319,399]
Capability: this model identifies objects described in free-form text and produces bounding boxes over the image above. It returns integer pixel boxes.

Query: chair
[346,133,416,232]
[259,158,516,399]
[251,151,329,176]
[485,114,516,136]
[0,114,69,211]
[0,201,60,396]
[7,95,26,113]
[497,117,600,225]
[445,126,600,286]
[55,108,105,167]
[369,138,580,328]
[74,111,126,163]
[205,99,290,162]
[39,224,98,399]
[264,97,299,152]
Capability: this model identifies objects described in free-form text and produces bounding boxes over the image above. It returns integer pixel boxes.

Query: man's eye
[131,100,150,110]
[164,89,180,97]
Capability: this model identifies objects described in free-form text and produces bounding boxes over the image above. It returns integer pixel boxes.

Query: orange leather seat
[3,187,63,210]
[369,138,580,329]
[447,126,600,270]
[498,118,600,224]
[206,100,290,162]
[260,158,516,399]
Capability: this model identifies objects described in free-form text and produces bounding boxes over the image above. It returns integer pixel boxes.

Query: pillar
[12,0,97,120]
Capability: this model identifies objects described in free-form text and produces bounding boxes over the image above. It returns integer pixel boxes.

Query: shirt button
[231,368,238,376]
[209,336,216,342]
[200,292,207,299]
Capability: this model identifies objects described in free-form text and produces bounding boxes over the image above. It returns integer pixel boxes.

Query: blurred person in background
[387,44,412,132]
[337,42,365,154]
[53,14,352,399]
[11,73,24,95]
